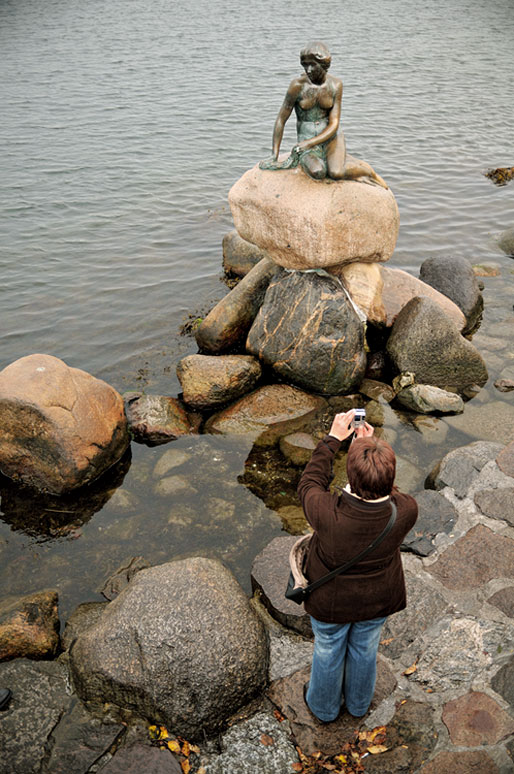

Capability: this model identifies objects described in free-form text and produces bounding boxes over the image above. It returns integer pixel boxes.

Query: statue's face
[301,56,326,85]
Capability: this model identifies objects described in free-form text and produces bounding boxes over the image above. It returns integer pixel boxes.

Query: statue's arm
[298,79,343,151]
[271,80,302,159]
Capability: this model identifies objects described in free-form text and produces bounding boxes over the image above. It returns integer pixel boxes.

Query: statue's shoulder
[327,74,343,92]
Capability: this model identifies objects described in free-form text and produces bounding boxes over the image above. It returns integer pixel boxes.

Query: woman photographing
[298,410,418,723]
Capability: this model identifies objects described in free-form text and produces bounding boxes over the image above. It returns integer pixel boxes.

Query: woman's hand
[328,410,356,441]
[354,421,374,439]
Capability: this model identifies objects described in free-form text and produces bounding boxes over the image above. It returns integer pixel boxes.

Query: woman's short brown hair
[346,437,396,500]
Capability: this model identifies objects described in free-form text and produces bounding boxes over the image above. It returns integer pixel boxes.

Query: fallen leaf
[291,763,303,772]
[369,726,386,741]
[167,740,181,754]
[181,740,190,757]
[260,734,274,746]
[403,661,418,676]
[274,709,286,722]
[367,745,389,754]
[189,744,200,754]
[334,754,347,765]
[180,759,190,774]
[380,637,395,646]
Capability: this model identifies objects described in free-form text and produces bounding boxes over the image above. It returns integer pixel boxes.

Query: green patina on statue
[260,41,387,187]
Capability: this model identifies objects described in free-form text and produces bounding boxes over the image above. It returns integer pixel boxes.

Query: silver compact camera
[352,408,366,429]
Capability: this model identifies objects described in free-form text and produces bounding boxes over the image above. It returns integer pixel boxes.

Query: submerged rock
[177,354,261,410]
[386,297,488,393]
[69,557,268,739]
[396,384,464,414]
[195,258,277,353]
[125,393,193,444]
[97,555,150,601]
[205,384,326,447]
[222,229,270,277]
[247,270,366,395]
[279,432,316,466]
[419,255,483,333]
[0,589,60,662]
[401,490,457,556]
[498,226,514,257]
[0,354,129,494]
[229,165,399,270]
[380,267,466,330]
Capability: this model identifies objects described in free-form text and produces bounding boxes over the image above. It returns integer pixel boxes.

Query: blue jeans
[306,616,387,722]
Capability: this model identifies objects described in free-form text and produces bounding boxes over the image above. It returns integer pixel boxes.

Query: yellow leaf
[167,740,181,754]
[334,754,347,765]
[148,725,159,740]
[181,759,190,774]
[189,744,200,754]
[369,726,387,741]
[403,661,418,676]
[181,740,190,757]
[367,745,389,754]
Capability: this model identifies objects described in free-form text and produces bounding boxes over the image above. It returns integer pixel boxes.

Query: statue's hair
[300,41,331,70]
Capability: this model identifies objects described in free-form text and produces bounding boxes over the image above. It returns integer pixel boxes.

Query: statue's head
[300,41,331,72]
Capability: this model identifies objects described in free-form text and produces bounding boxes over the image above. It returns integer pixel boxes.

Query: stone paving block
[474,487,514,526]
[267,661,396,756]
[100,744,181,773]
[418,750,499,774]
[442,690,514,746]
[427,525,514,590]
[497,441,514,479]
[491,656,514,706]
[487,586,514,618]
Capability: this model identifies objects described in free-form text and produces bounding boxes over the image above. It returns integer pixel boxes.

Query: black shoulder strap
[305,501,397,595]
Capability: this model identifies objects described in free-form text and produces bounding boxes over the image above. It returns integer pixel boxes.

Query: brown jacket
[298,435,418,624]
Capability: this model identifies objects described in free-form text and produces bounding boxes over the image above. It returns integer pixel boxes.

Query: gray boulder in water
[247,269,366,395]
[419,255,483,333]
[386,297,488,394]
[396,384,464,414]
[69,557,268,740]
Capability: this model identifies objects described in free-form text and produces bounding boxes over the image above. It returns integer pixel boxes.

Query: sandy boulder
[229,165,399,270]
[381,267,466,330]
[0,354,129,493]
[177,354,261,410]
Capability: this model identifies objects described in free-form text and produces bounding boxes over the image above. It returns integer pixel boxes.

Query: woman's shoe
[0,688,12,710]
[303,682,331,725]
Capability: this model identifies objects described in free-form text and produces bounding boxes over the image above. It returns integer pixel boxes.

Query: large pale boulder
[381,267,466,330]
[195,258,277,353]
[247,270,366,394]
[328,261,386,324]
[69,558,268,740]
[386,297,488,393]
[229,166,399,270]
[176,354,261,410]
[0,354,129,493]
[205,384,326,447]
[419,255,483,333]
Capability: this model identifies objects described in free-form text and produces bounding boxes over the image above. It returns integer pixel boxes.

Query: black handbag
[285,502,397,605]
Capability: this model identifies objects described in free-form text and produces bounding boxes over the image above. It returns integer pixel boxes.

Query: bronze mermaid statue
[260,41,387,188]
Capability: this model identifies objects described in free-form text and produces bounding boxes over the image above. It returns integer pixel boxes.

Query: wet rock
[247,270,366,395]
[386,297,488,393]
[101,744,181,773]
[327,261,386,324]
[222,229,270,277]
[97,556,150,601]
[380,266,466,330]
[427,525,514,590]
[279,433,316,466]
[491,656,514,705]
[401,490,457,556]
[204,711,300,774]
[497,440,514,478]
[365,350,387,381]
[362,701,437,774]
[154,474,194,497]
[0,354,129,494]
[498,226,514,256]
[410,414,449,445]
[430,441,505,498]
[442,690,514,746]
[275,505,310,535]
[473,262,501,277]
[107,487,139,512]
[0,589,59,662]
[0,658,71,774]
[418,750,499,774]
[153,448,191,478]
[358,378,395,403]
[267,662,396,756]
[395,455,424,493]
[474,488,514,526]
[487,587,514,618]
[419,255,483,333]
[177,354,261,409]
[411,615,514,692]
[205,384,326,448]
[444,402,514,446]
[69,557,268,740]
[229,165,399,270]
[494,377,514,392]
[125,394,193,445]
[195,258,277,353]
[396,384,464,414]
[41,700,126,774]
[379,572,449,658]
[251,536,312,638]
[61,601,109,651]
[362,399,385,426]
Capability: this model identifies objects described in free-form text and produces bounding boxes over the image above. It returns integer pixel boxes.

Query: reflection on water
[0,0,513,620]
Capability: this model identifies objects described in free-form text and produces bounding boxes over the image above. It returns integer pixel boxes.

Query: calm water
[0,0,513,618]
